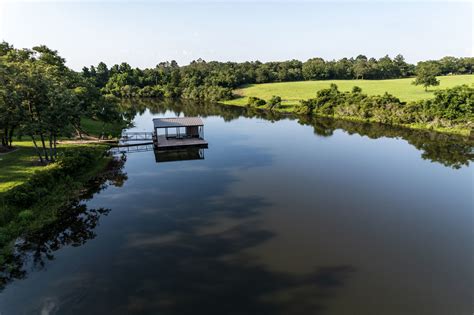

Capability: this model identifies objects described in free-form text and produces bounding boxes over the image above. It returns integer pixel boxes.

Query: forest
[82,54,474,101]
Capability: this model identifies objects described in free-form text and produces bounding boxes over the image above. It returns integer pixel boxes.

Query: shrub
[247,96,266,106]
[268,96,282,109]
[3,147,105,210]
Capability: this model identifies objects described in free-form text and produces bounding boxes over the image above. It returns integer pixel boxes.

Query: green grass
[0,142,45,193]
[81,117,126,138]
[223,74,474,106]
[0,116,126,194]
[0,141,103,194]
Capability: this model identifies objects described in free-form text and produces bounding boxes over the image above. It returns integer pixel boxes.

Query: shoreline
[0,145,118,275]
[218,102,472,138]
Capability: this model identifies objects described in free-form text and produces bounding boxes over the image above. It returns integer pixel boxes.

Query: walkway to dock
[119,132,154,142]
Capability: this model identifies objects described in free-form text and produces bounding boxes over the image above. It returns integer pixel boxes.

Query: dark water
[1,101,473,315]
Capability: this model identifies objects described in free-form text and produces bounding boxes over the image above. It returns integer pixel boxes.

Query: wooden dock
[152,117,208,151]
[115,117,209,153]
[154,135,208,150]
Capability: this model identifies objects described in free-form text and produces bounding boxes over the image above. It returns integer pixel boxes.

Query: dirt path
[58,139,118,145]
[0,147,20,155]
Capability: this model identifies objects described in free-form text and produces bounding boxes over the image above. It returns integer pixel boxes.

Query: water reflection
[154,148,205,163]
[1,99,472,314]
[298,116,474,169]
[0,156,127,290]
[120,98,473,169]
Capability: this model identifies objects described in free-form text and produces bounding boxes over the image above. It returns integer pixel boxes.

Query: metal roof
[153,117,204,128]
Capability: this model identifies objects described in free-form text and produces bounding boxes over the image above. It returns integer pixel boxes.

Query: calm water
[1,101,473,315]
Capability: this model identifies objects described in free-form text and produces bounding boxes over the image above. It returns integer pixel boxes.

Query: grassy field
[0,142,102,194]
[223,74,474,107]
[0,117,126,194]
[0,142,45,193]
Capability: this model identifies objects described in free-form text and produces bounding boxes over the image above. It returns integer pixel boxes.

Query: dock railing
[120,132,154,143]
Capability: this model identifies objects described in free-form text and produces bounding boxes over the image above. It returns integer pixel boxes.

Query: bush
[268,96,282,109]
[137,86,164,98]
[3,147,105,210]
[247,96,266,106]
[57,146,104,175]
[294,84,473,131]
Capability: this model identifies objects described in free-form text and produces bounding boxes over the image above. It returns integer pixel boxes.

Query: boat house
[152,117,208,150]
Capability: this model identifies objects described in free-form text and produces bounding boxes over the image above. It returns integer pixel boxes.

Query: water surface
[1,101,473,315]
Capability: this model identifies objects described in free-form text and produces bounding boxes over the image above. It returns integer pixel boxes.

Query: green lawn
[223,74,474,106]
[0,142,45,193]
[81,117,127,138]
[0,117,126,194]
[0,141,97,193]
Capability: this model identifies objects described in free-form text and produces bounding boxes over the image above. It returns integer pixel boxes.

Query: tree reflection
[298,116,473,169]
[0,156,127,290]
[120,99,472,169]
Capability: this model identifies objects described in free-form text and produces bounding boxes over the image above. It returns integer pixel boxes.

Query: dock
[152,117,208,150]
[113,117,208,159]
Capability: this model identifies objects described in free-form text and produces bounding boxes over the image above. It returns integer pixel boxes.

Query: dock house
[152,117,208,150]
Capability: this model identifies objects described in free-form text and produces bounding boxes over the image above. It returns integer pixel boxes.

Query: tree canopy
[413,61,441,91]
[0,42,121,162]
[81,54,473,100]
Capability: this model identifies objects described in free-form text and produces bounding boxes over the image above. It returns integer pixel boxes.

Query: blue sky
[0,1,472,70]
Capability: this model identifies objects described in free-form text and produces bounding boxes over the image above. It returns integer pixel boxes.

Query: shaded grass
[223,74,474,106]
[0,142,46,193]
[0,141,107,194]
[80,117,127,138]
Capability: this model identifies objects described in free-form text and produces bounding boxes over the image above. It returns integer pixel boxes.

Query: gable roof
[153,117,204,128]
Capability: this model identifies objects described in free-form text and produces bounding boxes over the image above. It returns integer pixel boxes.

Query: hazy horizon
[1,1,472,70]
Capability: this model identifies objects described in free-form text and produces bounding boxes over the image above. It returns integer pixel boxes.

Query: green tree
[413,61,440,91]
[302,58,328,80]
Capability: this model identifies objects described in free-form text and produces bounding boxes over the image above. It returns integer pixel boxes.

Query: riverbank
[219,82,473,137]
[219,102,472,137]
[0,144,117,276]
[0,114,128,192]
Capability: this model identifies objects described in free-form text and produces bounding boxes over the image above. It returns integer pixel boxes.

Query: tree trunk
[39,133,49,162]
[1,130,6,147]
[30,135,44,164]
[101,122,106,140]
[2,128,7,147]
[8,127,14,147]
[49,134,54,162]
[53,134,57,158]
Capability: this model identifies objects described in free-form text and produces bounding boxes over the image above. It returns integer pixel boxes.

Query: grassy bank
[220,81,474,137]
[0,142,103,193]
[0,143,42,193]
[0,144,115,273]
[81,117,128,138]
[223,74,474,106]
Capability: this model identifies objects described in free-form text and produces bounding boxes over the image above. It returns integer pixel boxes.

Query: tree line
[81,55,474,100]
[0,42,121,162]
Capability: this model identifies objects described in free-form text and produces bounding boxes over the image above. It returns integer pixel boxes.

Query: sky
[0,1,472,70]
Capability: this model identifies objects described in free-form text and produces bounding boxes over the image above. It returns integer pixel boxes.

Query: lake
[1,100,473,315]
